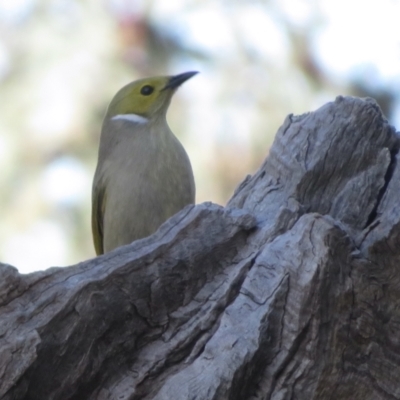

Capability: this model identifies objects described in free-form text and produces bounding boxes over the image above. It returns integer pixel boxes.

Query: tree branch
[1,96,399,400]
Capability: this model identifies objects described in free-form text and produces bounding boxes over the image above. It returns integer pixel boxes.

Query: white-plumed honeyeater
[92,71,197,255]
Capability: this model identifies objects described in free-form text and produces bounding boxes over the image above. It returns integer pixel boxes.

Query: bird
[92,71,197,255]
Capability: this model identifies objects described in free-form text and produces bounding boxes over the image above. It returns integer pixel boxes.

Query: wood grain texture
[1,96,399,400]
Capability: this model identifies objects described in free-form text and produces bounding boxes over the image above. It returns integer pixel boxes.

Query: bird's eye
[140,85,154,96]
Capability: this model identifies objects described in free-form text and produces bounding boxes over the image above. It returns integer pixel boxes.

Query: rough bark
[1,96,400,400]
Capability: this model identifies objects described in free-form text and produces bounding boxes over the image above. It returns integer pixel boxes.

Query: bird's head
[105,71,198,121]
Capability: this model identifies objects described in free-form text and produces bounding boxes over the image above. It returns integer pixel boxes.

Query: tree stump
[1,96,400,400]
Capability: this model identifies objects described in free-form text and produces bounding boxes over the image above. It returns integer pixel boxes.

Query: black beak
[163,71,199,90]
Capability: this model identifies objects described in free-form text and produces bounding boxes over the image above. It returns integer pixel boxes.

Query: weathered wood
[1,96,399,400]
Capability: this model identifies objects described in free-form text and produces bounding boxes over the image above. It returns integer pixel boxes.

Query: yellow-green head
[105,71,198,120]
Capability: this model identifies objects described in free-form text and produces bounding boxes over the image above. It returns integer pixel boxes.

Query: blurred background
[0,0,399,273]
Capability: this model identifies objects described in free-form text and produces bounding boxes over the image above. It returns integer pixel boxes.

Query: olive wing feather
[92,184,106,255]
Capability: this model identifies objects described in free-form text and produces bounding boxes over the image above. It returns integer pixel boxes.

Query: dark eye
[140,85,154,95]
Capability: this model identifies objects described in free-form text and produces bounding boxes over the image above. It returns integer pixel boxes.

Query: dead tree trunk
[1,96,400,400]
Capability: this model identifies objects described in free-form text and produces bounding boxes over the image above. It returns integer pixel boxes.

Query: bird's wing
[92,183,107,255]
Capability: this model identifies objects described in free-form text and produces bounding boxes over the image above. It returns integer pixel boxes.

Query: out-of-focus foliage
[0,0,399,272]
